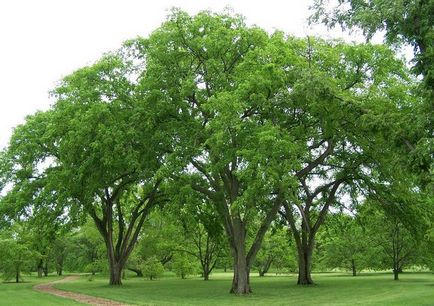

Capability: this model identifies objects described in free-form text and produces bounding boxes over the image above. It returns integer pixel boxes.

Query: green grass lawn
[53,271,434,306]
[0,275,84,306]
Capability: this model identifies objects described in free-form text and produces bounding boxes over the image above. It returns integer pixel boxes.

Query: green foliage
[84,260,105,275]
[254,228,296,275]
[310,0,434,78]
[0,225,37,282]
[141,256,165,280]
[311,0,434,192]
[172,255,198,279]
[318,213,370,274]
[63,220,106,273]
[358,201,421,275]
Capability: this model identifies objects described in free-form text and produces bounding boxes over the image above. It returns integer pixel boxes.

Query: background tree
[254,227,292,276]
[358,201,421,280]
[172,254,198,279]
[173,186,225,280]
[141,256,165,280]
[127,209,180,277]
[0,223,36,283]
[64,220,106,274]
[318,213,370,276]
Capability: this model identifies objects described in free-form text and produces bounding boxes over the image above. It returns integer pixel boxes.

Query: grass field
[51,271,434,306]
[0,275,83,306]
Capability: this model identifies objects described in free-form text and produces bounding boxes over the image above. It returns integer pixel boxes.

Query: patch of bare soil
[33,276,131,306]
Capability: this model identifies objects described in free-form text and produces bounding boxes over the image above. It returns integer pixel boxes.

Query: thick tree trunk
[393,269,399,280]
[351,259,356,276]
[15,269,19,283]
[109,260,123,285]
[297,245,314,285]
[230,253,251,294]
[230,221,251,294]
[203,265,210,281]
[58,267,63,276]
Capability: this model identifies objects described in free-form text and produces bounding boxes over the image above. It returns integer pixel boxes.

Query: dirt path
[33,276,131,306]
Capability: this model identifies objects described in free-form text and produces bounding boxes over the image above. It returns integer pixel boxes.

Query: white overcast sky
[0,0,371,150]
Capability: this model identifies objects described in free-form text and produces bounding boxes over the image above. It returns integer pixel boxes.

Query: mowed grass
[54,271,434,306]
[0,275,84,306]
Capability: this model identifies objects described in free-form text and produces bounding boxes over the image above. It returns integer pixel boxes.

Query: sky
[0,0,367,150]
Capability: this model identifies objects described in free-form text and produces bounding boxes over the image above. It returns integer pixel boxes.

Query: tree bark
[259,257,273,277]
[229,219,251,294]
[37,260,43,278]
[230,250,251,294]
[109,260,123,285]
[202,263,210,280]
[43,261,48,277]
[297,246,314,285]
[351,259,356,276]
[393,269,399,280]
[15,269,20,283]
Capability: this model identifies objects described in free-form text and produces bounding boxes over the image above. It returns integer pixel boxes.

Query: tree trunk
[229,218,252,294]
[58,267,63,276]
[15,269,20,283]
[37,260,43,278]
[109,261,123,285]
[230,254,251,294]
[393,269,399,280]
[43,261,48,277]
[351,259,356,276]
[297,245,314,285]
[259,257,273,277]
[203,265,210,281]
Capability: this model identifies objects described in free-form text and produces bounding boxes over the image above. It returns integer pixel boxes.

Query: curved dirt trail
[33,276,131,306]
